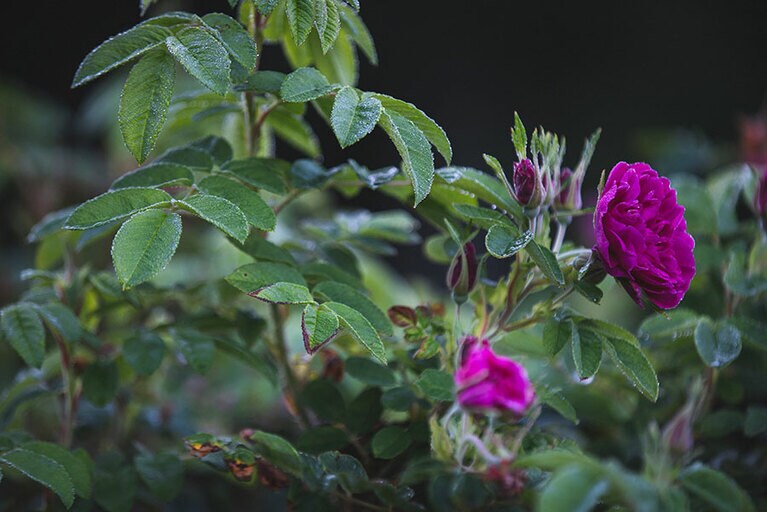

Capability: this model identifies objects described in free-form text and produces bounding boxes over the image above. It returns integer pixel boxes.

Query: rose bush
[0,1,764,511]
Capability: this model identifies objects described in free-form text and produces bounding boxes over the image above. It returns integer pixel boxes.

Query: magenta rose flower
[455,337,535,415]
[594,162,696,309]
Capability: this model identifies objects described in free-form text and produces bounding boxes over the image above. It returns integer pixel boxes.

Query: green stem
[269,304,311,428]
[53,332,75,448]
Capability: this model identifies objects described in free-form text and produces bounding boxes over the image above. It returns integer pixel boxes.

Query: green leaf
[485,223,533,258]
[372,426,411,460]
[82,360,119,407]
[254,0,279,15]
[324,302,386,363]
[234,70,286,94]
[338,4,377,64]
[296,426,349,454]
[330,87,382,148]
[511,112,527,161]
[27,207,75,242]
[542,317,575,357]
[526,241,565,285]
[538,465,608,512]
[174,329,216,374]
[179,193,249,243]
[315,0,341,53]
[299,378,346,422]
[378,110,434,206]
[226,262,306,294]
[191,135,233,166]
[22,442,91,499]
[0,448,74,508]
[222,157,289,194]
[202,13,257,71]
[92,452,137,512]
[280,67,335,102]
[381,386,416,412]
[679,464,754,512]
[374,94,451,164]
[198,176,275,231]
[571,327,601,379]
[251,282,314,304]
[247,430,302,476]
[436,166,523,217]
[112,163,193,190]
[694,320,742,368]
[574,280,603,304]
[416,369,455,402]
[119,49,176,163]
[744,406,767,437]
[123,331,166,376]
[514,449,592,470]
[33,302,82,344]
[302,303,340,353]
[235,235,296,265]
[311,30,358,86]
[638,308,699,342]
[345,356,396,387]
[111,209,182,289]
[319,452,369,493]
[1,303,45,368]
[72,24,172,87]
[135,453,183,502]
[286,0,315,44]
[723,249,767,297]
[166,27,231,95]
[601,333,659,401]
[312,281,391,335]
[65,188,171,230]
[268,109,321,158]
[539,391,578,424]
[453,204,507,230]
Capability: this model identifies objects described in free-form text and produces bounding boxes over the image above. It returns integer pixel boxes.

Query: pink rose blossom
[594,162,696,309]
[455,337,535,415]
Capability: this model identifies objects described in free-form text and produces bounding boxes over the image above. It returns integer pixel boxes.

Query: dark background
[3,0,766,169]
[1,0,766,295]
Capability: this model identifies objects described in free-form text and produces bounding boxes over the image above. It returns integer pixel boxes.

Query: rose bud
[594,162,695,309]
[446,242,478,303]
[662,404,695,454]
[556,167,583,212]
[454,337,535,415]
[388,305,418,327]
[512,158,545,210]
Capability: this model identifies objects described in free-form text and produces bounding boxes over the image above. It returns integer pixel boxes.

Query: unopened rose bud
[556,167,583,212]
[512,159,545,210]
[388,306,417,327]
[662,404,695,454]
[446,242,478,303]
